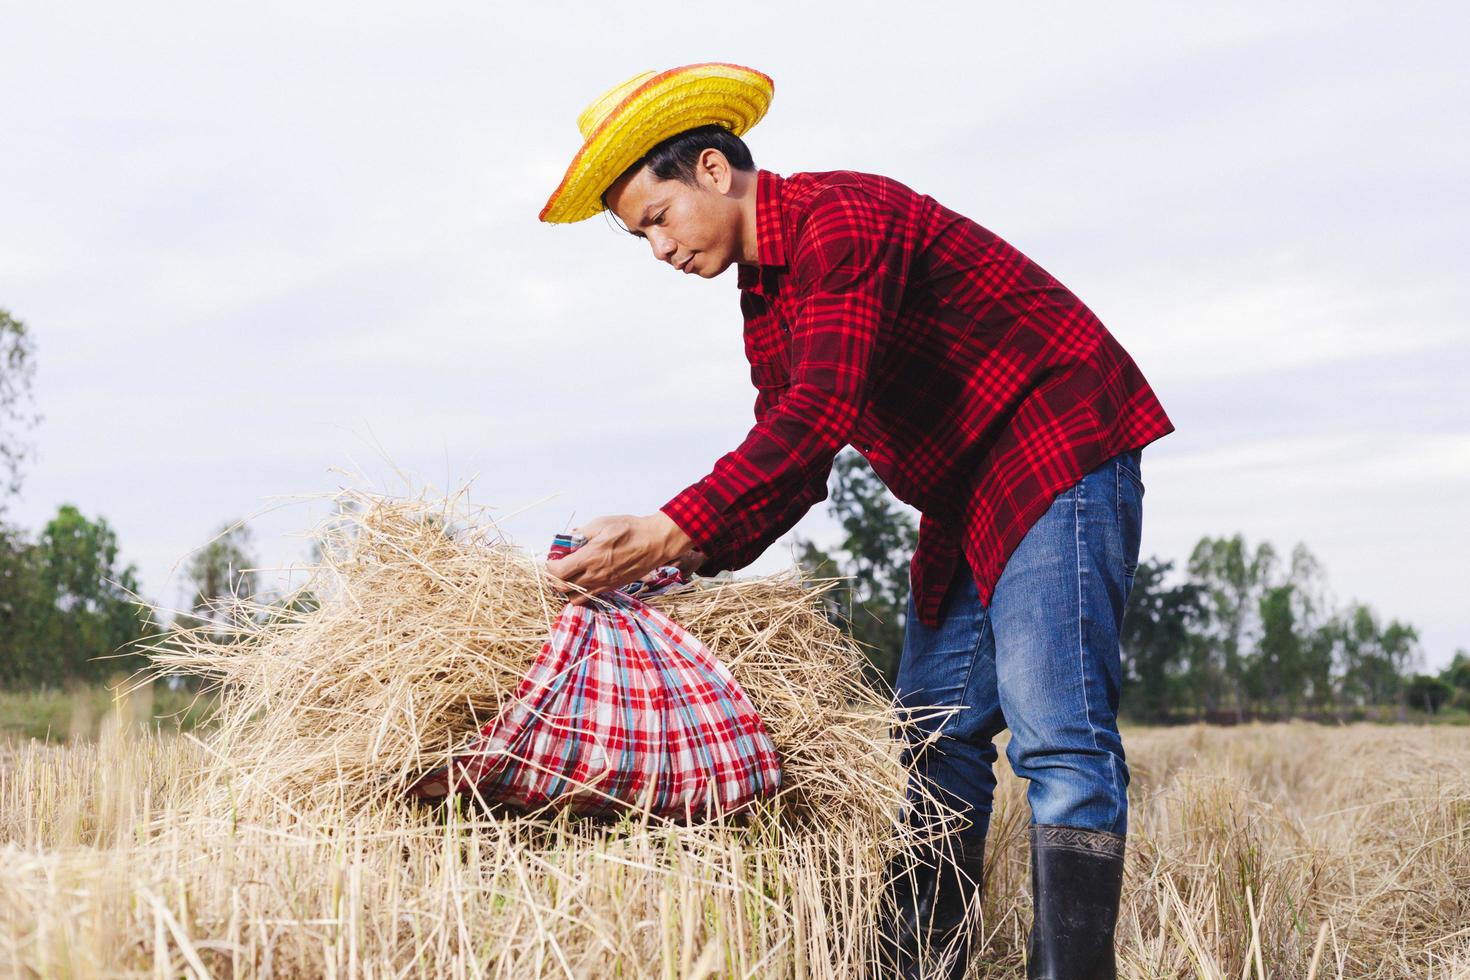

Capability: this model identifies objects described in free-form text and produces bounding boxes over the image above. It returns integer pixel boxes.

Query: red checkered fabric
[408,535,782,818]
[659,168,1176,629]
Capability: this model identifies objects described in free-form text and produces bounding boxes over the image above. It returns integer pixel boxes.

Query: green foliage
[1130,535,1433,721]
[1336,604,1420,716]
[0,505,156,687]
[793,449,917,686]
[1187,534,1278,718]
[1119,558,1206,721]
[783,458,1444,720]
[0,520,51,682]
[1443,650,1470,692]
[1405,674,1455,715]
[174,521,259,637]
[1253,584,1304,712]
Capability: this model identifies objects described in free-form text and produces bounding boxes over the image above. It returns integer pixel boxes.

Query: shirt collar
[736,168,786,293]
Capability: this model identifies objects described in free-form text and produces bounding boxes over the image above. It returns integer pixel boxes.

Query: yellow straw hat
[539,62,775,224]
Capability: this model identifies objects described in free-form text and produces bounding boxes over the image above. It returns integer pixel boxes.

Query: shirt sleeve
[659,186,905,566]
[687,458,832,576]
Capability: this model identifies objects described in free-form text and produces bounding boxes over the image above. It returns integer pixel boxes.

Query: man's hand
[670,546,709,577]
[543,512,694,606]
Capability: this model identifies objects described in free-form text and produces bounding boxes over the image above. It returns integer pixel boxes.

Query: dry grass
[0,487,949,977]
[977,724,1470,978]
[0,489,1466,977]
[4,719,1467,977]
[140,487,925,839]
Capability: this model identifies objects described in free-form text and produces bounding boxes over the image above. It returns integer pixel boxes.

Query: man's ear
[699,148,732,193]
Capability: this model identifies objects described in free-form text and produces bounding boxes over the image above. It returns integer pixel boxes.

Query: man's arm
[682,463,831,576]
[660,186,905,565]
[678,354,834,576]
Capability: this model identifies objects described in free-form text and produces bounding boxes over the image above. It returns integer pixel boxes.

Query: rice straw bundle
[145,485,951,843]
[132,484,964,974]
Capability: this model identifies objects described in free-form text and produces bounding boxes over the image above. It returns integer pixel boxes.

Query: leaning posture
[540,63,1175,980]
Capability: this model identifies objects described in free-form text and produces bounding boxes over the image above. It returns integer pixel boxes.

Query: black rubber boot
[1025,824,1126,980]
[876,837,985,979]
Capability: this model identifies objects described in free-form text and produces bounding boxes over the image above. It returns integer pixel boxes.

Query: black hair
[600,124,756,209]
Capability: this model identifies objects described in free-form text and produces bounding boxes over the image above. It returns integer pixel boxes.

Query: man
[540,63,1174,979]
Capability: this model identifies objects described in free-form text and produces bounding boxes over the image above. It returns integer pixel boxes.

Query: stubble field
[2,705,1466,979]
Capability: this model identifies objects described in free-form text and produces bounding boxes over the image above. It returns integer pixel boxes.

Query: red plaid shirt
[660,169,1175,628]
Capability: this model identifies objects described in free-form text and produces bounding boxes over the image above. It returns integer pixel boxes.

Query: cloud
[2,0,1465,669]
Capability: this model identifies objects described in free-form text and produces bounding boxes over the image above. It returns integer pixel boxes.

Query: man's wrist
[648,510,694,563]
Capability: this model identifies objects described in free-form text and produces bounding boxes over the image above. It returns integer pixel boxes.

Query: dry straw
[131,484,965,975]
[3,639,1469,973]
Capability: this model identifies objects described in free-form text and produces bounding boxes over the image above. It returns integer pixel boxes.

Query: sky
[2,1,1466,669]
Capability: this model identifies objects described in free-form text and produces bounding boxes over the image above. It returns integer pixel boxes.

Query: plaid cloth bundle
[408,533,782,818]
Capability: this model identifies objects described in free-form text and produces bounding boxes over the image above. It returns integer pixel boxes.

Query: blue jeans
[894,449,1144,850]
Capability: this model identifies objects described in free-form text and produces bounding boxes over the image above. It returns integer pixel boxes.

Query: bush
[1405,674,1455,715]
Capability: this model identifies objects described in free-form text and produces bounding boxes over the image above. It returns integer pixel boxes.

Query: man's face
[603,149,743,279]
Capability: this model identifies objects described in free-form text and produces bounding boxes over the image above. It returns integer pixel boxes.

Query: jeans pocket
[1115,453,1143,584]
[1117,448,1144,496]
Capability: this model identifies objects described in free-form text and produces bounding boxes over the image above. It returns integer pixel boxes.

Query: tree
[0,521,50,685]
[1284,544,1339,713]
[794,449,918,686]
[1441,650,1470,713]
[1443,650,1470,693]
[1119,557,1207,721]
[1253,583,1305,717]
[1337,603,1381,707]
[178,521,259,636]
[1405,674,1454,715]
[1301,615,1344,718]
[0,308,40,513]
[1335,603,1418,713]
[4,504,157,687]
[1379,619,1421,720]
[1187,534,1277,719]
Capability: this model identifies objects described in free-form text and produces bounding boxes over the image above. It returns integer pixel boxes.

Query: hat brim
[540,63,774,224]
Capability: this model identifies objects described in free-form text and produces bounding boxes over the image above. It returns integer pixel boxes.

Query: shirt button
[857,442,872,454]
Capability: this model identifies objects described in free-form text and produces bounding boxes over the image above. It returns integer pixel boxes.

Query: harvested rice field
[6,718,1468,977]
[1,492,1467,978]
